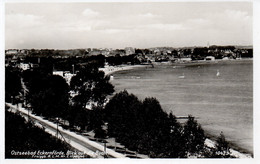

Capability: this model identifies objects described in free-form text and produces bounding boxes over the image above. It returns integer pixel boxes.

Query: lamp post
[104,142,106,155]
[102,139,108,158]
[56,117,59,138]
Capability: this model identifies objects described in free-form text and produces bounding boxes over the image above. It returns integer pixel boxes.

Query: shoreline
[99,58,252,76]
[154,58,253,67]
[99,64,150,76]
[204,134,253,158]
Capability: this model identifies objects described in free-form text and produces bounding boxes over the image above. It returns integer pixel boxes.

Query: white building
[205,56,215,61]
[19,63,30,70]
[53,71,75,84]
[6,49,19,55]
[53,71,64,77]
[180,57,192,62]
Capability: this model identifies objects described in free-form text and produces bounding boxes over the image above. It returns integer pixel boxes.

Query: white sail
[216,70,220,77]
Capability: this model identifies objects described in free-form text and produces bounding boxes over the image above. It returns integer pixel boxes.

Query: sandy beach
[99,64,149,76]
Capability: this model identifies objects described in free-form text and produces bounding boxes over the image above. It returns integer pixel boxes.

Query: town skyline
[5,2,252,49]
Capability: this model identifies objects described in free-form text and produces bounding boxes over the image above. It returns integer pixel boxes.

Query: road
[6,103,127,158]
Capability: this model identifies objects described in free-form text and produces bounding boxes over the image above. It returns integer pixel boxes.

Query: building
[19,63,30,70]
[53,71,64,77]
[53,71,76,84]
[205,56,215,61]
[125,47,135,55]
[5,49,19,55]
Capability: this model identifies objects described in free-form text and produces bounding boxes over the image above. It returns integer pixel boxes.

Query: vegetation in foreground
[5,110,89,158]
[5,63,234,158]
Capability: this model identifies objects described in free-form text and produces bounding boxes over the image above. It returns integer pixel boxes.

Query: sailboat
[178,73,185,79]
[216,70,220,77]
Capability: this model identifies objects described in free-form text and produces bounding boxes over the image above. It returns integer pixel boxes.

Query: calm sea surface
[111,60,253,154]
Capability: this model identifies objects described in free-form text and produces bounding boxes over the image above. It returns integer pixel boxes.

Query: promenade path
[6,103,127,159]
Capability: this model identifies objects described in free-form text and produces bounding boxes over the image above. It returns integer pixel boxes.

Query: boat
[178,73,185,79]
[216,70,220,77]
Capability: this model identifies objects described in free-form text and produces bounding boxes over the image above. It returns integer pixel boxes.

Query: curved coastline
[100,64,150,76]
[104,59,253,158]
[102,58,253,75]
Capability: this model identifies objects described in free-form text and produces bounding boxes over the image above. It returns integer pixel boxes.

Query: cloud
[6,13,44,29]
[225,9,251,21]
[5,3,252,49]
[182,18,210,30]
[100,28,131,34]
[187,18,208,24]
[207,9,252,33]
[139,23,186,31]
[82,8,100,18]
[139,13,159,18]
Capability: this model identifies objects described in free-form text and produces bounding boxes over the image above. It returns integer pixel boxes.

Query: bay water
[111,60,253,154]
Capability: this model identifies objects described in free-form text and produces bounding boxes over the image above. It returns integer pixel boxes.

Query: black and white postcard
[1,0,259,164]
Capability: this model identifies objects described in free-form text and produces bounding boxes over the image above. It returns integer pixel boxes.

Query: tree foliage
[5,67,22,103]
[5,110,74,158]
[104,90,206,158]
[183,115,205,155]
[70,64,114,108]
[215,132,231,157]
[22,69,69,118]
[191,47,208,60]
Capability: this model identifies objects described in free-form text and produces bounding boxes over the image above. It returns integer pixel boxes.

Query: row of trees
[104,91,205,157]
[104,90,232,158]
[19,53,142,73]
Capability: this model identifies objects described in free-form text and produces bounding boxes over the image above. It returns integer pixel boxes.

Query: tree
[104,90,142,138]
[114,54,122,65]
[104,92,185,157]
[30,75,70,118]
[192,47,208,60]
[5,67,22,104]
[141,97,176,157]
[70,64,114,109]
[166,112,186,158]
[215,132,231,157]
[182,115,205,156]
[22,68,69,118]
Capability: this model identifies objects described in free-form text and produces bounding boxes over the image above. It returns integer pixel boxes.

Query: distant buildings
[53,71,76,84]
[88,48,110,56]
[5,49,19,55]
[125,47,135,55]
[5,45,253,69]
[205,56,215,61]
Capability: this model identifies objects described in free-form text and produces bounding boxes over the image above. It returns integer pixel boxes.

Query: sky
[5,2,253,49]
